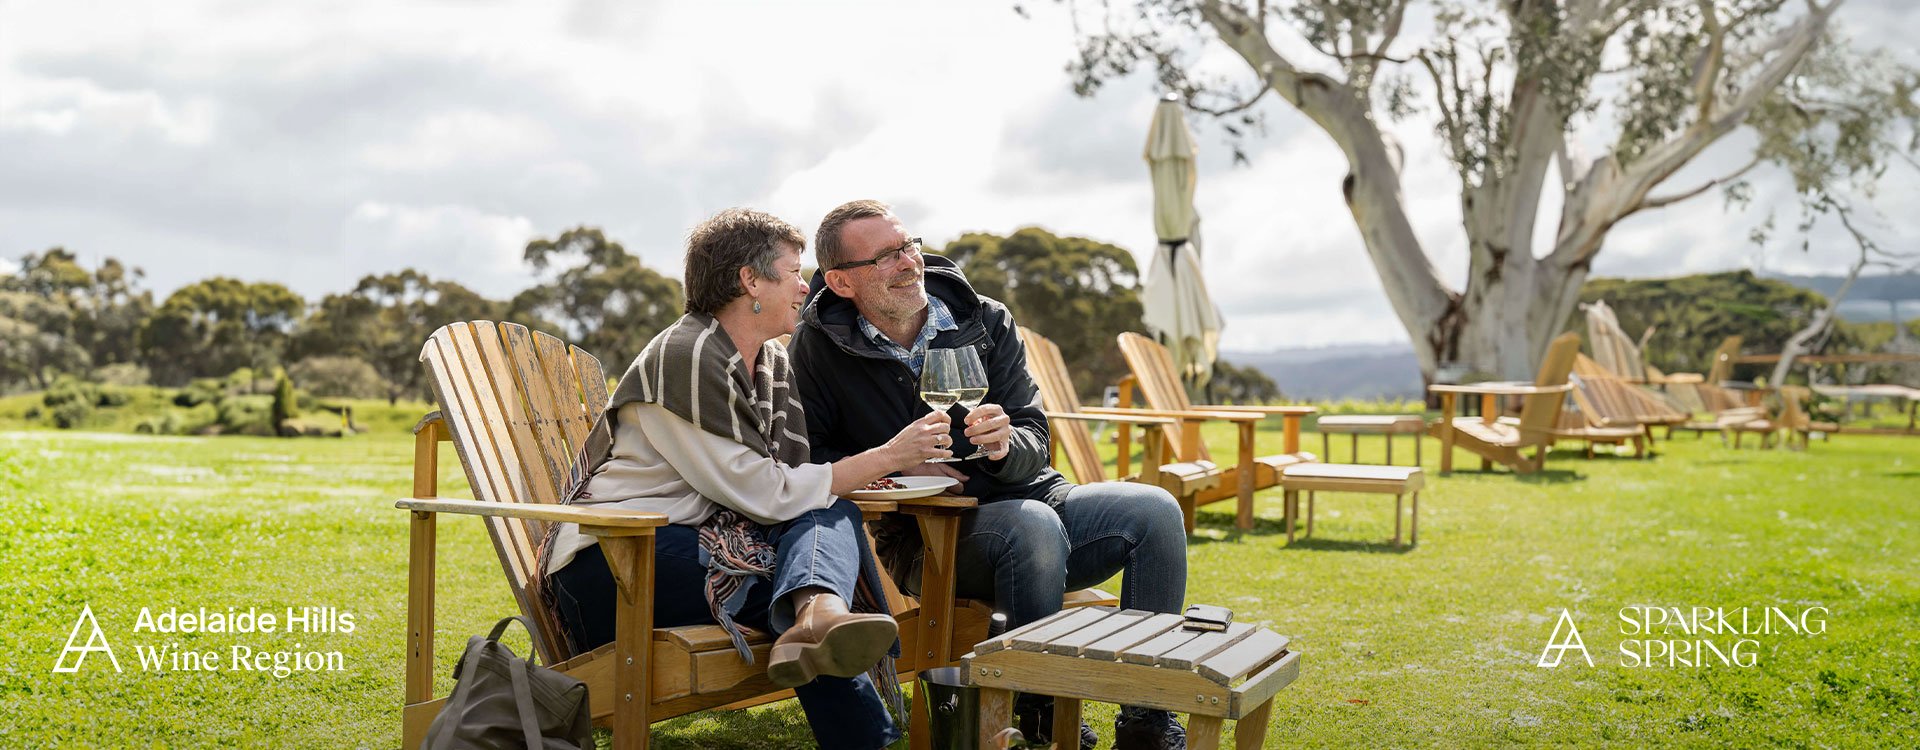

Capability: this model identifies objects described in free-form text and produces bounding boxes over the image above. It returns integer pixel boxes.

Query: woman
[541,207,953,749]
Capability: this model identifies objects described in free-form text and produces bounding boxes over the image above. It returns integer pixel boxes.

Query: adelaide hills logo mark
[54,604,122,673]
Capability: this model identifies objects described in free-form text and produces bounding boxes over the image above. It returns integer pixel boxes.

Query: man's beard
[871,272,927,323]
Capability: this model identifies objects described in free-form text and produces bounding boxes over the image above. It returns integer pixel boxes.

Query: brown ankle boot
[766,594,897,688]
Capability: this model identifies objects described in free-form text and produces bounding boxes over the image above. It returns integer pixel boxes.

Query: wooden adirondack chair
[1103,332,1317,530]
[395,321,1105,750]
[1725,386,1838,450]
[1557,358,1691,456]
[1017,326,1222,532]
[1427,333,1580,474]
[1548,401,1647,458]
[1661,336,1770,438]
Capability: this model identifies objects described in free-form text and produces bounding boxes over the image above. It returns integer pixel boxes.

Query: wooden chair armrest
[395,498,668,530]
[1189,404,1318,416]
[1081,406,1265,422]
[1043,411,1177,426]
[413,411,445,436]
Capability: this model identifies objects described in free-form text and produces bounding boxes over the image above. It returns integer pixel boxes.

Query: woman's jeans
[952,481,1189,627]
[549,498,900,749]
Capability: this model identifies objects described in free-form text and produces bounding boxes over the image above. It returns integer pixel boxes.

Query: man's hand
[963,403,1013,461]
[900,462,969,481]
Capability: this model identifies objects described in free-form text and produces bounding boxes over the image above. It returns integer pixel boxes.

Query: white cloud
[339,202,536,299]
[0,0,1912,349]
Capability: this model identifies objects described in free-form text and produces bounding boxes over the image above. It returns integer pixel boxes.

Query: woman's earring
[752,298,762,314]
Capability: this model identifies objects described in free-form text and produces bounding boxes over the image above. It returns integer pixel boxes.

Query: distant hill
[1227,271,1920,401]
[1763,271,1920,323]
[1221,344,1422,400]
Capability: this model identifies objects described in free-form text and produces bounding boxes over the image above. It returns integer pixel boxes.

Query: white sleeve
[632,403,837,525]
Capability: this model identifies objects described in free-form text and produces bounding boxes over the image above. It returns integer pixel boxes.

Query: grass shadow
[1281,536,1416,555]
[1186,511,1294,543]
[1512,469,1584,485]
[1432,468,1585,484]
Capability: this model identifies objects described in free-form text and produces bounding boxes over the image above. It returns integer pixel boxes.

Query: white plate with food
[847,475,960,501]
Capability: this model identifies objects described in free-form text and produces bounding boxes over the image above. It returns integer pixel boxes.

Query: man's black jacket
[790,255,1071,508]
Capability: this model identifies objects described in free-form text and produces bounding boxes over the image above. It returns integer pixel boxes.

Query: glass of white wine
[925,347,992,460]
[919,348,965,463]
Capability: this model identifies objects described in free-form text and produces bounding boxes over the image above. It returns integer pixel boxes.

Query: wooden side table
[1315,415,1426,465]
[965,606,1300,750]
[1278,464,1424,547]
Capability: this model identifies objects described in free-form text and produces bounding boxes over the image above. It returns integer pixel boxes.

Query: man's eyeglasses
[831,237,922,272]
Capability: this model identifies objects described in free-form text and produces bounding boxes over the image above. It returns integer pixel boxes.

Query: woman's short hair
[683,208,805,315]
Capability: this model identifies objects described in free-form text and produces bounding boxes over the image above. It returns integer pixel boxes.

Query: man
[789,199,1191,750]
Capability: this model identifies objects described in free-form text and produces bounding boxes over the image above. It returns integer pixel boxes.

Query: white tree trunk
[1199,0,1838,383]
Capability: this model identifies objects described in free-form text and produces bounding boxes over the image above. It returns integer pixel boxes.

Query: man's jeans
[549,498,901,750]
[952,482,1188,627]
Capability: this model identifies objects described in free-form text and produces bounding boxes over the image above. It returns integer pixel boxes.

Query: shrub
[287,356,390,399]
[271,369,299,434]
[217,395,275,436]
[49,401,93,429]
[95,387,132,408]
[174,379,223,407]
[42,378,99,429]
[93,363,151,387]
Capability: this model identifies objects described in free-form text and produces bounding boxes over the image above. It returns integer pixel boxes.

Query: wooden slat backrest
[1018,327,1106,484]
[1116,332,1212,462]
[1572,353,1615,380]
[1515,333,1581,440]
[573,344,611,415]
[420,321,610,663]
[535,332,596,448]
[501,324,578,501]
[1623,380,1686,421]
[1706,336,1743,384]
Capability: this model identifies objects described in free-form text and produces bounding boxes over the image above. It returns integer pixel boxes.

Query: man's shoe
[766,594,897,688]
[1014,693,1097,750]
[1113,705,1187,750]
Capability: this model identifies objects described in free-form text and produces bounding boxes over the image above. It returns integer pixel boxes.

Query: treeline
[1,226,1279,414]
[1575,270,1919,382]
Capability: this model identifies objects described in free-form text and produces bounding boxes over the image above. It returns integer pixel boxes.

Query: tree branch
[1691,0,1727,124]
[1185,84,1270,117]
[1640,154,1762,209]
[1548,0,1845,268]
[1375,0,1408,59]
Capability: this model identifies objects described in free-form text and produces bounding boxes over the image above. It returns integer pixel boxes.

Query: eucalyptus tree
[1051,0,1916,380]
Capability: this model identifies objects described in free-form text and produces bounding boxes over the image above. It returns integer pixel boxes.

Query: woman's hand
[828,411,956,497]
[885,410,955,470]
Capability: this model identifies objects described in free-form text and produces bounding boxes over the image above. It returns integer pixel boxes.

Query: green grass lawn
[2,418,1916,747]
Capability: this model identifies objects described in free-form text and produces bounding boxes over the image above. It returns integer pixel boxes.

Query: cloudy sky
[2,0,1915,350]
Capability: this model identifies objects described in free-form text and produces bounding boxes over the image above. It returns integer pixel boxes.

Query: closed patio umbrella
[1141,94,1224,391]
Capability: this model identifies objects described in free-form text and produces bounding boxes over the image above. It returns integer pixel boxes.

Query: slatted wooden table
[964,606,1299,750]
[1278,464,1424,547]
[1316,415,1426,466]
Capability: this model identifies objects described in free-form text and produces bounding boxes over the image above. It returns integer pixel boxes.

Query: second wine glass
[947,347,992,460]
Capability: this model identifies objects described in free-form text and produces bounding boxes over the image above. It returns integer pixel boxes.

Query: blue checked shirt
[857,296,959,377]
